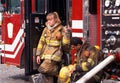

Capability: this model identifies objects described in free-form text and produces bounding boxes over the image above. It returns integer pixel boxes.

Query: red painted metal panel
[1,43,24,66]
[72,29,83,33]
[2,14,20,44]
[72,0,82,20]
[97,0,101,46]
[32,0,35,12]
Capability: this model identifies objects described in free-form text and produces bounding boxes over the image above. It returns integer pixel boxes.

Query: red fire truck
[0,0,25,68]
[0,0,120,82]
[0,0,71,75]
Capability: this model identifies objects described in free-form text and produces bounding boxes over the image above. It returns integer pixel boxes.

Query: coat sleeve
[36,28,47,56]
[81,58,94,71]
[61,26,71,52]
[62,26,71,45]
[75,58,95,72]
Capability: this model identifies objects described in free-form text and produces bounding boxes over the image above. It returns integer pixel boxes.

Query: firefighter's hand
[64,25,71,33]
[36,56,41,64]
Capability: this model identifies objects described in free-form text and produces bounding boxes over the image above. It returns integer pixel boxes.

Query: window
[35,0,47,13]
[7,0,20,14]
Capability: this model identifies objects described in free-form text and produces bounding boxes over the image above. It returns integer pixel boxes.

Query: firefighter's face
[71,44,81,51]
[47,15,57,27]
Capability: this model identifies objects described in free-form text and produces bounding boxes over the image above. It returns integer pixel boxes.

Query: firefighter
[35,12,70,83]
[58,37,103,83]
[70,37,103,83]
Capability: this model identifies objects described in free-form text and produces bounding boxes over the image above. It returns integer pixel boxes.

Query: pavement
[0,64,30,83]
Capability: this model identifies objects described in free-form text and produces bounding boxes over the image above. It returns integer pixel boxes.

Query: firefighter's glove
[71,71,84,82]
[75,64,83,72]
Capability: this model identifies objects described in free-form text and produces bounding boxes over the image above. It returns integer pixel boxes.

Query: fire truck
[0,0,120,82]
[0,0,71,75]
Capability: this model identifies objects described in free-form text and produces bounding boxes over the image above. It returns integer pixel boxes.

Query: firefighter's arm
[36,28,47,56]
[82,58,95,71]
[36,28,47,64]
[61,26,71,52]
[62,26,71,45]
[75,58,95,72]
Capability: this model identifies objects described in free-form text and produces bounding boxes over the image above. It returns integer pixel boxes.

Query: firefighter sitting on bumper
[36,12,70,83]
[58,37,103,83]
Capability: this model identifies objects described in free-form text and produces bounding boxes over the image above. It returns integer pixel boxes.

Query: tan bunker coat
[36,22,70,62]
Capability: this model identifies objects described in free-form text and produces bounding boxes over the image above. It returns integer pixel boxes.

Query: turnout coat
[36,22,70,62]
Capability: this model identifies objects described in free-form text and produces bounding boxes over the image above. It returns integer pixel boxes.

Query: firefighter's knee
[58,64,75,83]
[58,66,70,83]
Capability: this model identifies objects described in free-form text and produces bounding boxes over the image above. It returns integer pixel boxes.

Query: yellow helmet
[94,45,100,50]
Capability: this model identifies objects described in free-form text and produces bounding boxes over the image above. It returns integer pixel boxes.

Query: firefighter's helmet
[94,45,100,50]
